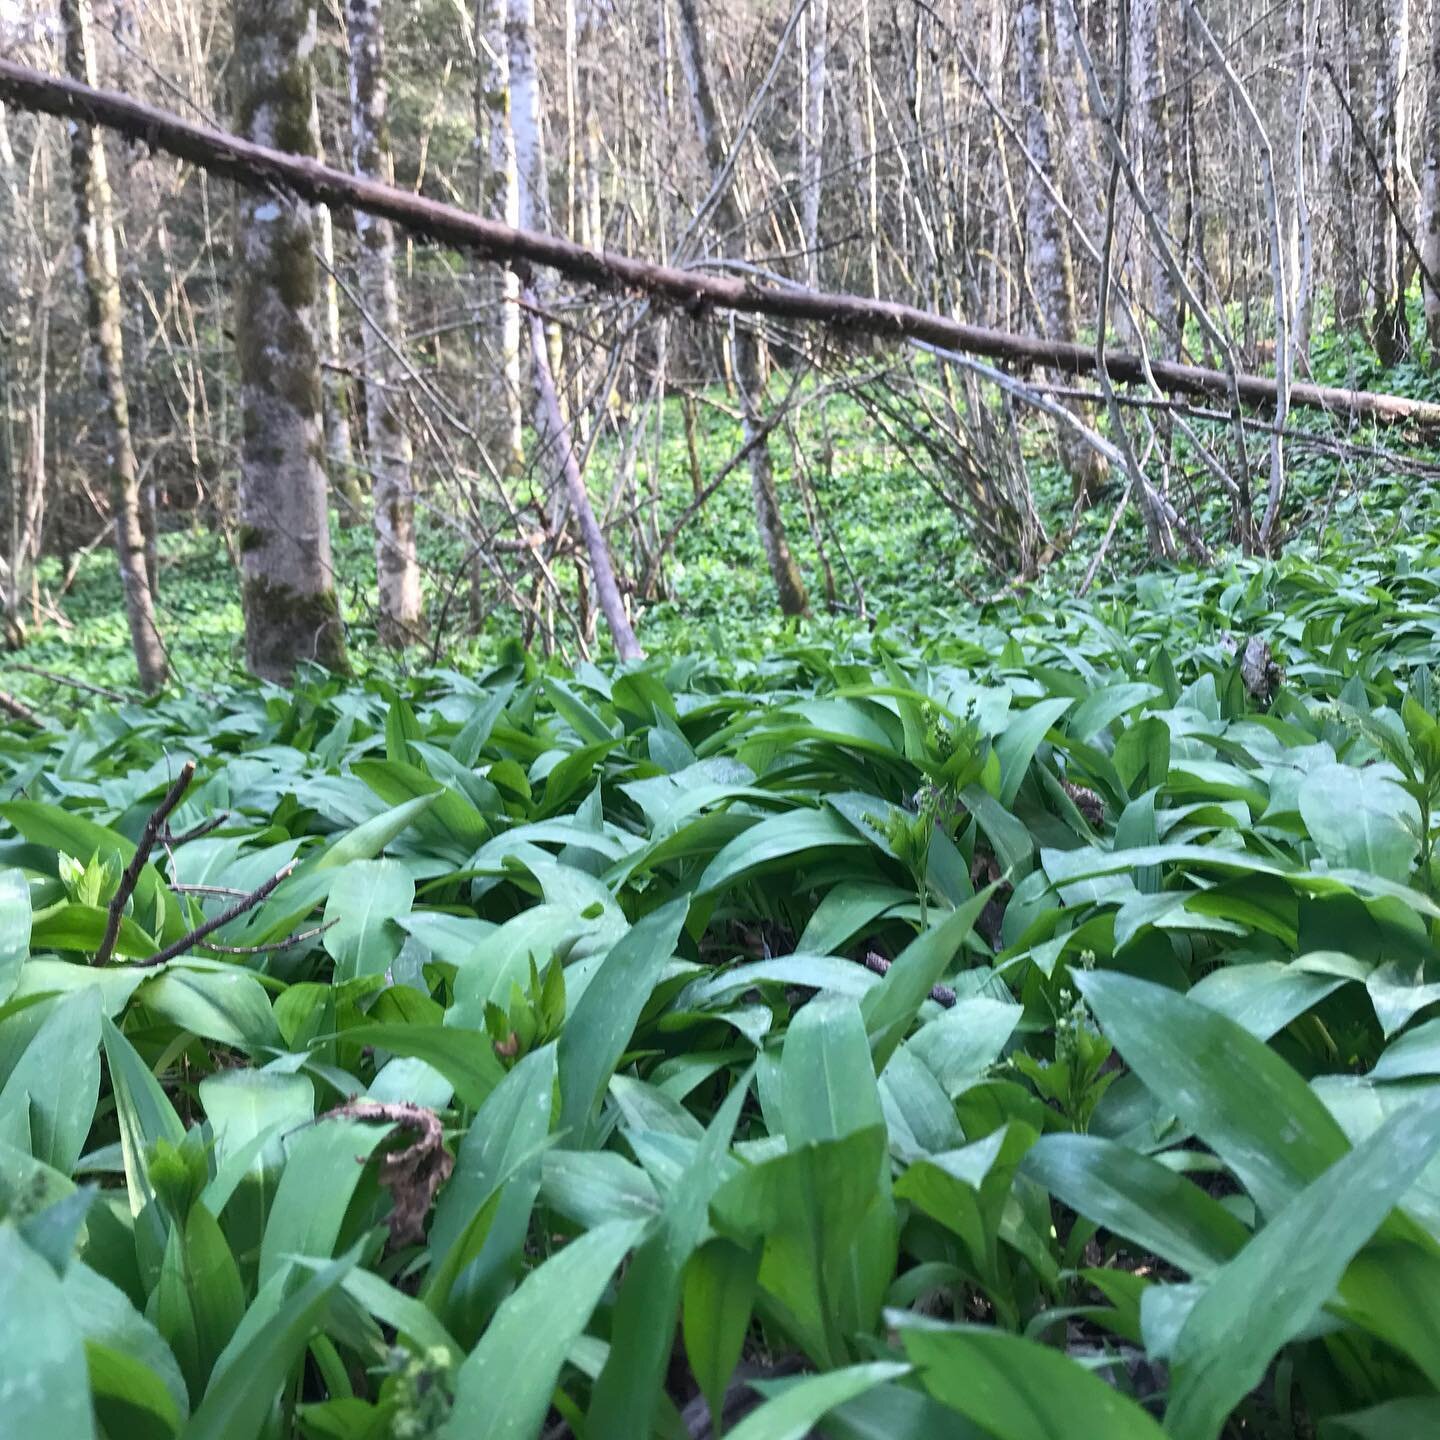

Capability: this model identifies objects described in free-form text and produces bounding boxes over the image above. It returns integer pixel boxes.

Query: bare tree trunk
[475,0,523,473]
[1130,0,1179,356]
[1424,0,1440,357]
[1373,0,1413,364]
[1017,0,1106,501]
[232,0,347,681]
[799,0,828,285]
[60,0,167,693]
[317,196,364,524]
[347,0,424,646]
[674,0,808,616]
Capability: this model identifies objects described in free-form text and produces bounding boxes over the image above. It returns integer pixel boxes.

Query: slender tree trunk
[317,196,364,524]
[1373,0,1412,364]
[1129,0,1178,355]
[347,0,423,645]
[1017,0,1106,500]
[674,0,808,616]
[232,0,347,681]
[60,0,167,692]
[475,0,523,473]
[799,0,828,285]
[1423,0,1440,356]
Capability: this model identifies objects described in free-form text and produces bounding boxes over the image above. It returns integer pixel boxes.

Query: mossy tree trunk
[317,195,364,525]
[60,0,167,694]
[674,0,808,618]
[347,0,424,646]
[232,0,348,681]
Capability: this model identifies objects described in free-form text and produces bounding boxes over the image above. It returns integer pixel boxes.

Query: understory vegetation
[7,486,1440,1438]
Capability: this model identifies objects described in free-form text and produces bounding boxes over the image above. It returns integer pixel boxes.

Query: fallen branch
[0,689,43,728]
[199,918,335,956]
[95,759,195,967]
[3,58,1439,432]
[132,862,296,968]
[6,662,131,702]
[861,950,956,1008]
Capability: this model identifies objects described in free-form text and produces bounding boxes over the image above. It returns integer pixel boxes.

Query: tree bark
[232,0,348,681]
[799,0,828,286]
[1129,0,1179,356]
[674,0,808,616]
[347,0,424,646]
[317,196,364,524]
[59,0,167,693]
[1373,0,1413,364]
[1017,0,1106,499]
[1421,0,1440,356]
[475,0,524,473]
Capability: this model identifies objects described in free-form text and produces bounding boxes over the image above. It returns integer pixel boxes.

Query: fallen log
[3,58,1440,433]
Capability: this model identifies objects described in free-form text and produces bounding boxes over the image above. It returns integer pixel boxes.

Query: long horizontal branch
[4,58,1440,433]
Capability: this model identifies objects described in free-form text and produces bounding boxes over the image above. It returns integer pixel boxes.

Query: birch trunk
[232,0,348,680]
[317,197,364,524]
[674,0,808,616]
[347,0,424,645]
[475,0,524,473]
[799,0,828,285]
[60,0,167,693]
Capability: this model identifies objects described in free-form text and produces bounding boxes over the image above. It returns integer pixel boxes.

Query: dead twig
[131,862,296,969]
[199,919,335,956]
[5,662,131,702]
[861,950,956,1008]
[94,759,196,967]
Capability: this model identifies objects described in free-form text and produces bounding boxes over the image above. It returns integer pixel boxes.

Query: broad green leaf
[862,889,993,1070]
[726,1362,911,1440]
[0,1225,97,1439]
[440,1219,645,1440]
[556,897,688,1146]
[697,809,867,896]
[996,697,1072,806]
[182,1250,356,1440]
[1166,1091,1440,1440]
[0,867,31,1003]
[898,1321,1166,1439]
[1075,972,1349,1217]
[321,859,414,982]
[139,970,280,1052]
[0,984,101,1172]
[683,1238,761,1436]
[1299,762,1420,881]
[1023,1134,1248,1277]
[336,1024,504,1111]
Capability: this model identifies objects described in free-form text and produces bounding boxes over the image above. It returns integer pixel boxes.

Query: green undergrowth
[4,532,1440,1436]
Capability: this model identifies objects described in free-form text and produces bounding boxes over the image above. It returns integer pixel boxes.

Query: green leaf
[181,1250,357,1440]
[321,859,414,982]
[1165,1092,1440,1440]
[898,1321,1166,1439]
[440,1219,645,1440]
[1075,972,1349,1217]
[139,969,280,1051]
[1320,1399,1440,1439]
[0,867,31,1003]
[312,793,438,870]
[1299,762,1420,881]
[726,1362,911,1440]
[683,1238,761,1435]
[31,902,157,959]
[1023,1134,1248,1277]
[0,1225,97,1439]
[0,985,101,1172]
[339,1023,504,1111]
[996,698,1072,806]
[556,897,688,1146]
[258,1118,392,1286]
[861,889,994,1071]
[697,809,867,896]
